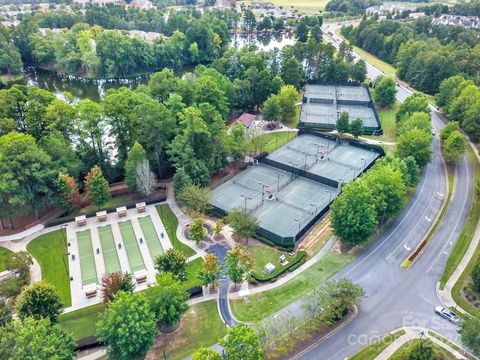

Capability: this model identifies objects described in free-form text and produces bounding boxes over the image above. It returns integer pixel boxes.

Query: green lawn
[350,330,406,360]
[230,251,353,322]
[27,230,71,307]
[247,244,293,275]
[184,257,204,289]
[80,194,133,214]
[440,144,480,299]
[152,300,227,360]
[156,204,196,258]
[353,45,397,79]
[248,130,297,155]
[59,303,105,340]
[0,247,13,272]
[390,339,457,360]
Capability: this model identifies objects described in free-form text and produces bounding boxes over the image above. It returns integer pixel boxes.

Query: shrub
[251,251,307,282]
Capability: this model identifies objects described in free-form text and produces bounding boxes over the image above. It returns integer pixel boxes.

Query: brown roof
[237,113,256,127]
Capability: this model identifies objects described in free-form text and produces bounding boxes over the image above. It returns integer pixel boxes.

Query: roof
[237,113,256,128]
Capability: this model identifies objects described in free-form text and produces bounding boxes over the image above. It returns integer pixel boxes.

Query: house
[236,113,256,128]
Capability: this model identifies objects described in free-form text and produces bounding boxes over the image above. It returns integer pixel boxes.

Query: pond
[21,32,295,102]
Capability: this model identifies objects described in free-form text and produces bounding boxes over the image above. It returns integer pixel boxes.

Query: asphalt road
[277,23,475,359]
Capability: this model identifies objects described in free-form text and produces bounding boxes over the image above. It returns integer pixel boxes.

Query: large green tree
[277,85,299,123]
[336,112,350,134]
[198,253,221,289]
[225,209,258,245]
[0,132,56,219]
[146,272,189,328]
[220,323,262,360]
[0,317,76,360]
[373,76,397,108]
[177,184,212,214]
[262,95,282,122]
[84,165,110,208]
[396,93,430,122]
[226,245,254,287]
[96,292,156,360]
[443,130,466,163]
[396,128,432,167]
[192,347,222,360]
[397,112,431,137]
[17,281,63,323]
[124,142,146,192]
[408,339,434,360]
[154,248,187,282]
[331,180,378,246]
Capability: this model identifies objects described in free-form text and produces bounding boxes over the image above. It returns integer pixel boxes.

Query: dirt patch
[299,215,332,256]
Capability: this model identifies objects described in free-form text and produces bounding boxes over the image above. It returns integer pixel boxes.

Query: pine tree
[125,142,146,191]
[55,173,82,212]
[84,165,110,208]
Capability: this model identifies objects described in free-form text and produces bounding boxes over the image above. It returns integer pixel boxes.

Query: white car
[435,306,460,324]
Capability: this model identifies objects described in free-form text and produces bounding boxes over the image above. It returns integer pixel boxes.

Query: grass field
[364,104,398,144]
[0,246,13,272]
[350,329,406,360]
[238,0,327,14]
[353,45,397,79]
[80,194,134,214]
[230,250,353,322]
[390,339,457,360]
[59,303,105,340]
[440,144,480,303]
[156,204,196,258]
[247,244,292,275]
[27,230,71,307]
[152,300,227,360]
[184,257,204,289]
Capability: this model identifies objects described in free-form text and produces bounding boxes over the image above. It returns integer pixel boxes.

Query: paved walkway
[0,224,44,242]
[375,327,467,360]
[438,136,480,314]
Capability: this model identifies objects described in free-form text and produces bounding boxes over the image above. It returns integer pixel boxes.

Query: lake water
[21,32,295,102]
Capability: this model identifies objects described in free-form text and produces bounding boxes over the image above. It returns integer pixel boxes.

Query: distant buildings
[366,4,418,16]
[432,14,480,30]
[240,1,298,20]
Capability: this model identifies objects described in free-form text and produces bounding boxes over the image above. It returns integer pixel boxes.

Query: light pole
[289,161,299,180]
[303,153,309,170]
[310,203,317,215]
[258,181,269,203]
[338,178,343,190]
[274,171,284,193]
[350,167,356,179]
[315,144,324,162]
[240,194,252,212]
[294,217,301,234]
[325,189,332,203]
[361,157,367,170]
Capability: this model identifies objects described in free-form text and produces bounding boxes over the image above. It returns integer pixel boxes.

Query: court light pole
[294,217,301,234]
[303,153,309,170]
[258,181,269,203]
[289,161,299,180]
[310,203,317,215]
[274,171,284,193]
[350,167,356,179]
[325,189,332,203]
[240,194,252,212]
[361,157,367,170]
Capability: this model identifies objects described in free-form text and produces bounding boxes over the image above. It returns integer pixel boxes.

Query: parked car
[435,306,460,324]
[432,128,436,135]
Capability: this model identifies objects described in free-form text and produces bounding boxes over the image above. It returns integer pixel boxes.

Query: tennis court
[76,230,98,286]
[138,216,164,260]
[98,225,122,274]
[118,220,146,273]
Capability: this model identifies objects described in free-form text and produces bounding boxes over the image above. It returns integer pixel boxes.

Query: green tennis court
[118,220,145,273]
[76,230,98,286]
[98,225,122,274]
[138,216,164,260]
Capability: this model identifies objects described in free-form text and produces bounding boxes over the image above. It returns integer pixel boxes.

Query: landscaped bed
[59,303,105,340]
[389,339,457,360]
[156,204,195,257]
[350,329,406,360]
[27,229,71,306]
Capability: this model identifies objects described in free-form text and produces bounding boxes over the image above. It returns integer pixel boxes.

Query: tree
[277,85,299,123]
[154,248,187,282]
[173,167,193,194]
[198,253,221,289]
[192,347,222,360]
[396,128,432,167]
[147,68,179,102]
[177,184,212,215]
[84,165,110,208]
[336,112,350,134]
[220,323,262,360]
[97,292,156,360]
[146,272,189,329]
[373,76,397,108]
[331,180,378,246]
[396,93,430,122]
[125,142,146,192]
[262,95,281,122]
[440,121,460,143]
[470,258,480,291]
[136,159,157,197]
[349,118,364,138]
[226,245,254,287]
[17,281,63,323]
[190,218,206,244]
[460,316,480,356]
[409,339,434,360]
[214,218,223,240]
[296,22,308,42]
[100,272,135,303]
[5,251,32,284]
[0,132,55,219]
[0,317,76,360]
[281,53,304,90]
[402,156,419,187]
[443,130,466,163]
[397,112,432,138]
[55,173,82,212]
[436,75,470,112]
[225,209,258,244]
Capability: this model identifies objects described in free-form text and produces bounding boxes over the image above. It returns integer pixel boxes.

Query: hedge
[251,250,307,282]
[253,234,295,252]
